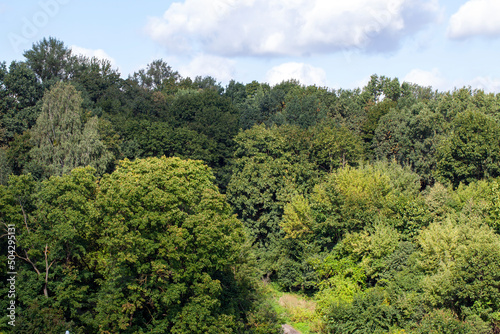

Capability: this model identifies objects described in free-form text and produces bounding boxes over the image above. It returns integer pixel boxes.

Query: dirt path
[282,324,301,334]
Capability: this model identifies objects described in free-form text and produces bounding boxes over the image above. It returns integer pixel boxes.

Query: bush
[325,288,400,334]
[409,309,474,334]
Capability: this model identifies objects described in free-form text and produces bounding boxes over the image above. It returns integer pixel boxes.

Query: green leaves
[436,110,500,187]
[95,157,247,332]
[417,218,500,316]
[29,82,113,178]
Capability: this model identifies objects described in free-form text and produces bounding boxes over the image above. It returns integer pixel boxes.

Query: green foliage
[436,110,500,187]
[409,309,475,334]
[71,55,121,104]
[228,125,318,248]
[23,37,74,84]
[246,300,284,334]
[0,147,11,185]
[14,303,82,334]
[311,253,366,315]
[4,40,500,333]
[29,82,113,178]
[95,157,249,333]
[0,61,42,142]
[306,161,422,240]
[281,195,314,240]
[281,93,327,128]
[345,223,402,280]
[6,131,33,175]
[362,99,398,144]
[324,288,400,334]
[0,167,100,331]
[310,122,364,172]
[131,59,180,92]
[417,218,500,322]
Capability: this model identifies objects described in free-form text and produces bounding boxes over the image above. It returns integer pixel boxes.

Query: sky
[1,0,500,92]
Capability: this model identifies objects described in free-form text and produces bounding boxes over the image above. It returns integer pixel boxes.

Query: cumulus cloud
[71,45,117,67]
[447,0,500,39]
[404,69,500,93]
[265,62,327,86]
[403,68,447,90]
[179,54,236,83]
[468,76,500,93]
[145,0,440,57]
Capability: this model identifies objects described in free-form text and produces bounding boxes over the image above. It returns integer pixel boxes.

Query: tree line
[1,37,500,333]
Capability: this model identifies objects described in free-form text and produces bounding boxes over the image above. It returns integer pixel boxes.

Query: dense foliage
[1,37,500,333]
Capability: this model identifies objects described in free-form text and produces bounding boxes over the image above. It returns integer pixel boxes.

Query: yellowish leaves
[281,194,313,240]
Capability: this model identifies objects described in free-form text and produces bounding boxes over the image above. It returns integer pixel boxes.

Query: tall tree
[436,110,500,187]
[23,37,74,84]
[131,59,180,92]
[29,82,113,178]
[94,157,249,333]
[0,61,42,142]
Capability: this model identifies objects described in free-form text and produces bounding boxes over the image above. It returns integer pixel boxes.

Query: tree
[281,93,327,128]
[436,110,500,187]
[361,99,397,145]
[29,82,113,178]
[131,59,180,92]
[282,161,425,255]
[71,55,121,104]
[94,157,249,333]
[417,218,500,327]
[227,125,319,281]
[0,61,42,143]
[310,122,364,172]
[169,89,240,190]
[15,167,98,307]
[227,125,318,248]
[324,288,400,334]
[23,37,74,84]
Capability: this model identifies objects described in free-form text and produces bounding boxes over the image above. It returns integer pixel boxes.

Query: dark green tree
[131,59,180,92]
[0,61,42,143]
[436,110,500,187]
[23,37,74,84]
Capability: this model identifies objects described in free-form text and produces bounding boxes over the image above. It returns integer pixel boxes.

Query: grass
[264,283,323,334]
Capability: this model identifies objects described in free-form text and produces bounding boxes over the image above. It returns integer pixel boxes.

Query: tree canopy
[2,37,500,334]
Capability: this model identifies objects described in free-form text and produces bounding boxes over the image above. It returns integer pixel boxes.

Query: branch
[16,250,41,276]
[44,244,56,278]
[16,195,30,233]
[44,244,56,298]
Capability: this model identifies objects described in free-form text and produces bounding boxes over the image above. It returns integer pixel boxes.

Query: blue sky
[1,0,500,92]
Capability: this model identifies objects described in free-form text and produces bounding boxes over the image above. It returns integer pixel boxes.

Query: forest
[1,37,500,333]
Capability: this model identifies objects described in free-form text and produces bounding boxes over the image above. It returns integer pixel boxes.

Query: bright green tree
[417,217,500,329]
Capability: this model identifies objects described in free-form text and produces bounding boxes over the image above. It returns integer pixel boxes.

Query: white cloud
[353,75,373,90]
[265,62,327,86]
[468,76,500,93]
[447,0,500,39]
[145,0,440,57]
[179,54,236,83]
[403,69,500,93]
[403,68,448,91]
[71,45,117,67]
